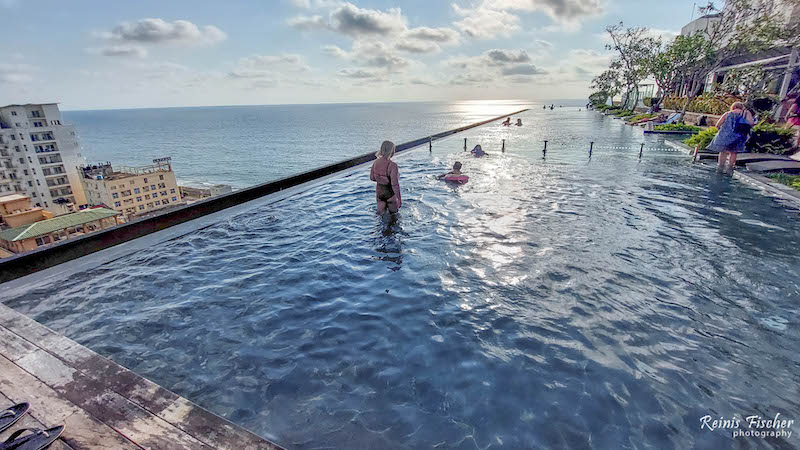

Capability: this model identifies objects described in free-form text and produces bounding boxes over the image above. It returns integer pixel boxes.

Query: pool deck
[0,302,283,450]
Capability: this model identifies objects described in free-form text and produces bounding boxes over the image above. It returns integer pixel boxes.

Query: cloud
[395,39,440,54]
[86,45,148,58]
[322,45,349,58]
[486,49,531,65]
[289,0,311,8]
[501,64,545,75]
[0,63,37,83]
[290,3,407,37]
[228,54,311,81]
[288,15,329,31]
[485,0,604,22]
[453,4,521,40]
[99,18,227,45]
[404,27,460,44]
[338,68,383,79]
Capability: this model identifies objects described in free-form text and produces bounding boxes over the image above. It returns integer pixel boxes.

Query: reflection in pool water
[6,108,800,449]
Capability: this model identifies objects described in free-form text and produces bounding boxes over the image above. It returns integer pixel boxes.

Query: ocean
[63,100,563,189]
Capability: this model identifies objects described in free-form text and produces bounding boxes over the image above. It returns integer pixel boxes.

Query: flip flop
[0,404,29,434]
[0,426,64,450]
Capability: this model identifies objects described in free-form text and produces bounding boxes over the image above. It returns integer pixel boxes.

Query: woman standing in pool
[707,102,755,174]
[370,140,401,215]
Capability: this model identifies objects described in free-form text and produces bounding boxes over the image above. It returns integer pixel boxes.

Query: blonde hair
[731,102,746,111]
[376,140,396,158]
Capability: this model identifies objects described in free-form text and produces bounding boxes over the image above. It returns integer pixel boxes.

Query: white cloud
[98,18,227,45]
[289,2,407,37]
[0,63,37,83]
[484,0,604,22]
[453,4,521,40]
[404,27,460,44]
[86,45,148,58]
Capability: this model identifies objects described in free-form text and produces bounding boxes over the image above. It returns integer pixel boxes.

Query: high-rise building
[0,103,87,211]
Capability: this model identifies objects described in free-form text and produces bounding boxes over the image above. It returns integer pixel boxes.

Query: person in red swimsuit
[370,140,401,215]
[786,96,800,151]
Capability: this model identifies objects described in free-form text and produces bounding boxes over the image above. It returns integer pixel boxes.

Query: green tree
[605,23,660,110]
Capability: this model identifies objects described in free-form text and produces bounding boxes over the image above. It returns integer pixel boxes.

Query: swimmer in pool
[471,145,487,157]
[437,161,463,179]
[370,140,401,215]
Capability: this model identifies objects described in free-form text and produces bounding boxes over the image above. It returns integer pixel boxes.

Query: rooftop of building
[0,194,30,204]
[81,161,173,181]
[0,103,59,108]
[0,207,119,242]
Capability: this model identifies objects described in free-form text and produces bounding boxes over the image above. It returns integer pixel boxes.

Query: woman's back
[709,111,749,153]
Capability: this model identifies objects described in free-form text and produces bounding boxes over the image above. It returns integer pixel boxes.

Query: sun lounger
[745,160,800,173]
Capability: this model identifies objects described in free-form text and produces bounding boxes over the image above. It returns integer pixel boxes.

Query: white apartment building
[0,104,87,211]
[80,160,183,218]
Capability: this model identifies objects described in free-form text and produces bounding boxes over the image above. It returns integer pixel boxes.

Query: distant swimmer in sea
[438,161,469,184]
[471,144,487,157]
[502,117,512,126]
[543,105,546,109]
[370,140,401,215]
[515,118,523,126]
[550,104,555,110]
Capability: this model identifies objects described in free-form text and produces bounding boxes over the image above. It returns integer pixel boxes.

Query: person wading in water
[370,140,401,215]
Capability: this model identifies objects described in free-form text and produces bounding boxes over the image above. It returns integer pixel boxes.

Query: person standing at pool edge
[370,140,401,215]
[707,102,755,174]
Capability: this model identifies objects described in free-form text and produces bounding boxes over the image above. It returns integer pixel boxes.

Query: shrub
[654,124,702,132]
[663,94,740,115]
[746,121,796,154]
[626,113,656,123]
[613,110,635,117]
[684,127,718,150]
[768,174,800,191]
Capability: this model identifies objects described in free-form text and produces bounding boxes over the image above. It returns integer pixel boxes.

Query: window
[160,191,167,196]
[143,178,148,183]
[23,169,28,175]
[155,200,161,206]
[33,121,43,127]
[27,181,32,187]
[136,196,142,202]
[158,183,166,189]
[36,180,40,186]
[152,192,157,198]
[35,236,51,246]
[170,188,175,194]
[123,199,133,205]
[146,202,154,208]
[112,193,118,199]
[150,185,156,190]
[159,175,164,180]
[10,111,16,116]
[9,135,15,141]
[144,194,151,200]
[119,183,125,188]
[134,188,140,194]
[162,199,169,205]
[114,201,121,207]
[142,186,150,192]
[18,158,23,164]
[121,190,132,197]
[14,146,19,152]
[138,205,145,210]
[110,185,116,190]
[172,196,177,202]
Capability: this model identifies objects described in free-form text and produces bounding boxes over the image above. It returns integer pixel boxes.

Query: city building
[80,159,183,218]
[0,207,120,254]
[0,194,53,228]
[0,104,87,210]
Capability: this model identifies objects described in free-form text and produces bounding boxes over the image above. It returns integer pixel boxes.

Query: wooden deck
[0,303,283,450]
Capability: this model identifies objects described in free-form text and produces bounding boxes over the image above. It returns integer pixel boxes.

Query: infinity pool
[5,109,800,449]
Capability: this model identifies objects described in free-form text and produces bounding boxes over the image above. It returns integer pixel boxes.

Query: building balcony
[46,179,70,188]
[38,158,63,165]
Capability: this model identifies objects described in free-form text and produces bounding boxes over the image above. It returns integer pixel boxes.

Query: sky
[0,0,698,110]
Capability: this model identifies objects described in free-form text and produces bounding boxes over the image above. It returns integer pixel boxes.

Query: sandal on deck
[0,426,64,450]
[0,404,29,434]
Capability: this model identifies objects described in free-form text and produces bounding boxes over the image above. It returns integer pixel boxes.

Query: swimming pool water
[5,109,800,449]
